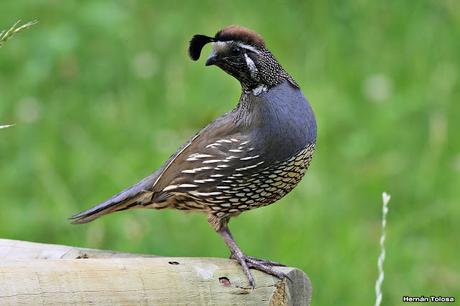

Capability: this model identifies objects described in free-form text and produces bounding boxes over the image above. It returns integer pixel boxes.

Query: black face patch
[188,35,214,61]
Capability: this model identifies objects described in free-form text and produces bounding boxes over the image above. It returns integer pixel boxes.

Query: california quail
[70,25,317,287]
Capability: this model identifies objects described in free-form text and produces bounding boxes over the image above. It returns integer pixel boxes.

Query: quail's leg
[217,225,288,288]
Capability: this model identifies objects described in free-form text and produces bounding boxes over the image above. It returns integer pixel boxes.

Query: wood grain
[0,239,311,305]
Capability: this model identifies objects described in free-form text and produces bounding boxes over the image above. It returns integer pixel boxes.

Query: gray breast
[151,80,317,214]
[239,81,317,163]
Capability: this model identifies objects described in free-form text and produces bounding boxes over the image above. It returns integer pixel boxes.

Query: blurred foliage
[1,1,459,305]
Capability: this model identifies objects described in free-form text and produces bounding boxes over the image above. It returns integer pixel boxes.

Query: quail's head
[189,25,289,91]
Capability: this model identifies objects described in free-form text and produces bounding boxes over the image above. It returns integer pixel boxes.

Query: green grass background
[1,1,459,305]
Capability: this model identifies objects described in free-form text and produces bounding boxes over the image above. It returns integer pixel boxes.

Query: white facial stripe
[212,41,260,54]
[237,43,260,54]
[244,53,258,78]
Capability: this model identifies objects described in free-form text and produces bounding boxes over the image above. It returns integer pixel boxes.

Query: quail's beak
[205,50,218,66]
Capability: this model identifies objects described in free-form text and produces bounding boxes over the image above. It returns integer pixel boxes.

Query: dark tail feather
[69,197,140,224]
[69,173,159,224]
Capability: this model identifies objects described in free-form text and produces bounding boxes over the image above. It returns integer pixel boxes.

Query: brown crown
[215,25,265,48]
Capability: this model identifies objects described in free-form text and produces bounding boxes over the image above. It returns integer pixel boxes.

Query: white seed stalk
[0,19,37,48]
[1,20,36,128]
[374,192,391,306]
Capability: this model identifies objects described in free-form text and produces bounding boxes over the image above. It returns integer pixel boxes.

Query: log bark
[0,239,311,305]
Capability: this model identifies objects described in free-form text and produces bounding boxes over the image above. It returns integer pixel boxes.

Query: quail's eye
[231,46,241,55]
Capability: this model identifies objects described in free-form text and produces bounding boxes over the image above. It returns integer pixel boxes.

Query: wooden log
[0,239,312,305]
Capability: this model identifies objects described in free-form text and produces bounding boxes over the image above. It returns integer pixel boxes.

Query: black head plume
[189,34,214,61]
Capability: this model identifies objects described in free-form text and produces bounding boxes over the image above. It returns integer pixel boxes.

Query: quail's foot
[218,225,291,287]
[230,252,290,288]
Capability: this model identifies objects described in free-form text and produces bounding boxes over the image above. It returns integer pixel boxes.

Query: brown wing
[149,117,265,204]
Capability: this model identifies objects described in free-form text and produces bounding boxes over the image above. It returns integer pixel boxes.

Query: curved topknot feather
[215,25,265,48]
[189,34,214,60]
